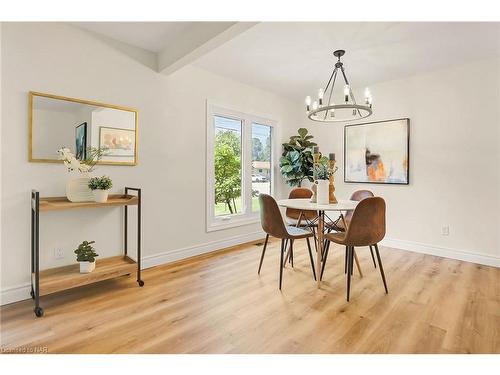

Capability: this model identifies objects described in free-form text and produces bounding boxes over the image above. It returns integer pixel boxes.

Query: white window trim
[206,100,277,232]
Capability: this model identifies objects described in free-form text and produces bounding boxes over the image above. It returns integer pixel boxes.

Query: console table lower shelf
[37,255,137,296]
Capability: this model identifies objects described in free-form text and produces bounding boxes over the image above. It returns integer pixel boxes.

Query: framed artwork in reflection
[99,126,135,158]
[75,122,87,160]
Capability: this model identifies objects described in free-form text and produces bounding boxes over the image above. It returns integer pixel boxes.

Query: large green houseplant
[279,128,318,187]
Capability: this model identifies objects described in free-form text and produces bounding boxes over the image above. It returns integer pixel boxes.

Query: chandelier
[305,50,373,123]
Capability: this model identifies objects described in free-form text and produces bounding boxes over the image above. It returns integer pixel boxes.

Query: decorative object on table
[304,49,373,123]
[74,240,99,273]
[58,147,105,202]
[99,126,135,158]
[328,153,339,204]
[344,118,409,185]
[279,128,317,187]
[88,175,113,203]
[75,122,87,160]
[314,161,330,205]
[310,146,330,203]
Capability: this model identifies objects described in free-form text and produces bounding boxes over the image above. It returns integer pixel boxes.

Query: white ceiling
[73,22,231,53]
[193,22,500,100]
[71,22,500,101]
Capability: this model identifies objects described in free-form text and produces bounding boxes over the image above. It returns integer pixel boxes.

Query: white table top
[277,198,358,211]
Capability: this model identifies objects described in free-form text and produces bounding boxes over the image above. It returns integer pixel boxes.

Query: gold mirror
[29,92,138,166]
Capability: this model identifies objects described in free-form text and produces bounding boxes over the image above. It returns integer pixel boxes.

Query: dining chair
[257,194,317,290]
[320,189,376,281]
[284,187,318,261]
[324,197,388,301]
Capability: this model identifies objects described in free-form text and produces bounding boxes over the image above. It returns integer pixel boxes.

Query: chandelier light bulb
[305,96,311,111]
[343,84,350,102]
[312,101,318,111]
[318,88,324,106]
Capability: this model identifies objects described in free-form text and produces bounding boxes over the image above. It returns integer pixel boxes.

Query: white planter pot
[93,189,109,203]
[66,174,93,202]
[79,260,96,273]
[316,180,330,205]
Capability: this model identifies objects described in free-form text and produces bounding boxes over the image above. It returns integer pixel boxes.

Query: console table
[30,187,143,317]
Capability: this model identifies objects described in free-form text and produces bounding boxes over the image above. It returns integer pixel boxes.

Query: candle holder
[310,151,322,203]
[328,159,338,204]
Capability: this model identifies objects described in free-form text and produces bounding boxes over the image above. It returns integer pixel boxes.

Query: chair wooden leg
[369,245,377,268]
[320,240,331,281]
[279,239,285,290]
[306,237,316,281]
[257,234,269,274]
[374,244,388,294]
[346,246,353,301]
[290,239,294,268]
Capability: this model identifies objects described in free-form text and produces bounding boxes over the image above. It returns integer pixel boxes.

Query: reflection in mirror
[30,92,138,165]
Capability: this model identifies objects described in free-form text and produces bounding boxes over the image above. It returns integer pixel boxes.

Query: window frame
[206,101,276,232]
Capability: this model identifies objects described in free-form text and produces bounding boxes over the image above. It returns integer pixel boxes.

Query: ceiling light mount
[305,49,373,123]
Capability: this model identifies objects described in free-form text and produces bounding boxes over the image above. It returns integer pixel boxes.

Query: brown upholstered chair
[320,190,375,281]
[285,188,318,226]
[335,190,374,231]
[324,197,388,301]
[258,194,316,290]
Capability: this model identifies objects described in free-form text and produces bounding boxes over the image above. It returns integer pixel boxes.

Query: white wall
[0,23,297,304]
[286,58,500,266]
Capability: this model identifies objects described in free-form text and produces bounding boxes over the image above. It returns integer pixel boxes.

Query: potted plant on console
[88,176,113,203]
[75,240,99,273]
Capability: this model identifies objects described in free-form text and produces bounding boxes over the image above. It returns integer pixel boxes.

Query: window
[207,103,275,231]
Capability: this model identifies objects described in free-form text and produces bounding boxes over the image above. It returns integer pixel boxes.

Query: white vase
[66,174,93,202]
[79,260,96,273]
[93,189,109,203]
[316,180,330,205]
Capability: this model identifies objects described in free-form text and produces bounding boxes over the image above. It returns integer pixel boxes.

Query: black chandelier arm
[322,67,337,105]
[324,68,338,120]
[341,66,363,118]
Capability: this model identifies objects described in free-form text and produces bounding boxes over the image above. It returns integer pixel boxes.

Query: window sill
[206,215,260,232]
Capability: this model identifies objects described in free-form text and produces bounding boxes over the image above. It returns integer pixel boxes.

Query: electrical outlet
[441,225,450,236]
[54,248,64,259]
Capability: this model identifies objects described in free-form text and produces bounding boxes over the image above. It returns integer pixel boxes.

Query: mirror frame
[28,91,139,166]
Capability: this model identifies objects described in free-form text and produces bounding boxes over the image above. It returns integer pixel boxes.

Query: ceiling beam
[158,22,258,76]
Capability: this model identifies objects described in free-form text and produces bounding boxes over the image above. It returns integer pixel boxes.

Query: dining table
[276,198,358,288]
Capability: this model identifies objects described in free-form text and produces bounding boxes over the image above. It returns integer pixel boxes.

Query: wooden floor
[1,239,499,353]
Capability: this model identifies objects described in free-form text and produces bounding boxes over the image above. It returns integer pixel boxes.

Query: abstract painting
[344,118,409,184]
[75,122,87,160]
[99,126,135,158]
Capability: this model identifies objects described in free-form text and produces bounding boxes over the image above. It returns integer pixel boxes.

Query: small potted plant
[74,240,99,273]
[88,175,113,203]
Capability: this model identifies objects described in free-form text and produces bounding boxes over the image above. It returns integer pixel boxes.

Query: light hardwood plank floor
[1,238,499,353]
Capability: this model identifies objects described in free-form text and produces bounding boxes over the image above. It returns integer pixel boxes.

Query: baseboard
[381,238,500,268]
[0,283,32,306]
[141,230,265,269]
[0,230,266,306]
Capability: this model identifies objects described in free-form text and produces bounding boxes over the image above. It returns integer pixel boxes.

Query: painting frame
[344,118,410,185]
[98,126,136,158]
[75,122,87,160]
